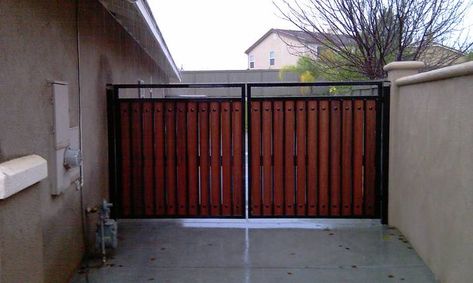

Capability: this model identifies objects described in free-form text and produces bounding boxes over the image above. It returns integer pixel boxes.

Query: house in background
[0,0,179,282]
[244,28,351,70]
[245,28,466,71]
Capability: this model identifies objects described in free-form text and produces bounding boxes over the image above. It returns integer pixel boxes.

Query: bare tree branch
[274,0,473,79]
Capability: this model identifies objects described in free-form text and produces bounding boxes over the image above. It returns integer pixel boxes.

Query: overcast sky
[149,0,294,71]
[149,0,473,71]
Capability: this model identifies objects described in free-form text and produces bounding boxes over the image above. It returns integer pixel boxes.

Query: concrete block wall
[386,61,473,283]
[0,0,170,282]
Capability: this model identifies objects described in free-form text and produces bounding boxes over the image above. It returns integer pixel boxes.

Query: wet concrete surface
[71,219,436,283]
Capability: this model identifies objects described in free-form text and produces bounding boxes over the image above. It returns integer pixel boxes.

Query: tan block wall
[0,0,170,282]
[389,64,473,283]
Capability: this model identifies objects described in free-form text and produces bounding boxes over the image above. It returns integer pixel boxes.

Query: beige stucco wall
[0,0,170,282]
[388,62,473,283]
[247,33,303,69]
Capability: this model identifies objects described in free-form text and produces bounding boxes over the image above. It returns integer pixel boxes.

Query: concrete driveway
[72,219,435,283]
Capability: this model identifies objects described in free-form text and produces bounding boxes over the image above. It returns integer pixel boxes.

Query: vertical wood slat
[176,102,187,216]
[187,102,199,216]
[142,102,154,216]
[221,102,232,216]
[273,101,284,216]
[120,102,131,217]
[210,102,221,216]
[364,100,377,216]
[262,101,273,216]
[330,100,341,216]
[284,101,296,216]
[296,100,307,216]
[165,102,176,215]
[232,102,243,216]
[250,101,262,216]
[353,100,364,216]
[307,101,318,216]
[199,102,210,216]
[318,101,330,216]
[341,100,353,216]
[153,102,165,216]
[131,102,144,216]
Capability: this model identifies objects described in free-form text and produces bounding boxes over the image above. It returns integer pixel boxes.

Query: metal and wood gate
[108,82,390,222]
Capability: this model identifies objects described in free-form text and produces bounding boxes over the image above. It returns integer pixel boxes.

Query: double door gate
[107,82,390,222]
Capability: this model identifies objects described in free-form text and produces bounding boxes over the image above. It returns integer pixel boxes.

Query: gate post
[107,85,119,218]
[380,84,390,224]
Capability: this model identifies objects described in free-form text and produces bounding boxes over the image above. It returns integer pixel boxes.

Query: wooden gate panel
[248,97,380,218]
[318,100,330,216]
[262,101,273,216]
[250,101,262,216]
[232,102,243,216]
[153,103,166,216]
[273,101,285,216]
[142,102,154,216]
[365,100,377,216]
[221,102,232,216]
[330,100,341,216]
[284,101,296,216]
[341,100,353,216]
[307,101,318,216]
[296,100,307,216]
[199,102,211,216]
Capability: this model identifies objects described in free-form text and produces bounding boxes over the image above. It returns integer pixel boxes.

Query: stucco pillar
[383,61,425,224]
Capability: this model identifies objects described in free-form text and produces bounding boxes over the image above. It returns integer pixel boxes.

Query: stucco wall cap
[396,61,473,86]
[383,61,425,72]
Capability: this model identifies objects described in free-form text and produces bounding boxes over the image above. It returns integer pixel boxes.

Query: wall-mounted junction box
[51,82,81,195]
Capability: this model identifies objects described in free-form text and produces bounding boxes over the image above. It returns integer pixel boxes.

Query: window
[249,55,255,69]
[269,51,275,66]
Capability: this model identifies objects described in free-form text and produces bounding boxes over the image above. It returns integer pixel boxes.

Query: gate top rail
[108,83,246,89]
[247,80,388,88]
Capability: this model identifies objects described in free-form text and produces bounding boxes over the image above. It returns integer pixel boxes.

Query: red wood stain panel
[284,101,296,216]
[272,101,284,216]
[165,102,177,215]
[176,102,188,216]
[364,100,377,216]
[307,101,318,216]
[318,101,330,216]
[296,100,307,216]
[131,102,144,216]
[153,102,165,216]
[142,102,154,216]
[250,101,262,216]
[330,100,341,216]
[353,100,364,216]
[221,102,232,216]
[341,100,353,216]
[187,102,199,216]
[199,103,210,216]
[262,101,273,216]
[120,102,132,217]
[231,102,243,216]
[209,102,221,216]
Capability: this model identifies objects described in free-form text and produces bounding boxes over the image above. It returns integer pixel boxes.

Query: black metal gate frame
[107,81,390,223]
[246,81,390,223]
[107,83,247,219]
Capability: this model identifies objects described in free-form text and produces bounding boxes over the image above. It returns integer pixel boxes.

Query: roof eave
[134,0,181,81]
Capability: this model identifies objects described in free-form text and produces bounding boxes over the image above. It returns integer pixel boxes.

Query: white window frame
[269,51,275,66]
[249,54,255,69]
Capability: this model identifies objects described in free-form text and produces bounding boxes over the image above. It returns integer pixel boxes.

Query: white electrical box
[51,82,81,195]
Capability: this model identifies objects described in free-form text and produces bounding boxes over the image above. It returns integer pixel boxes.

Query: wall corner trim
[396,61,473,87]
[0,155,47,200]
